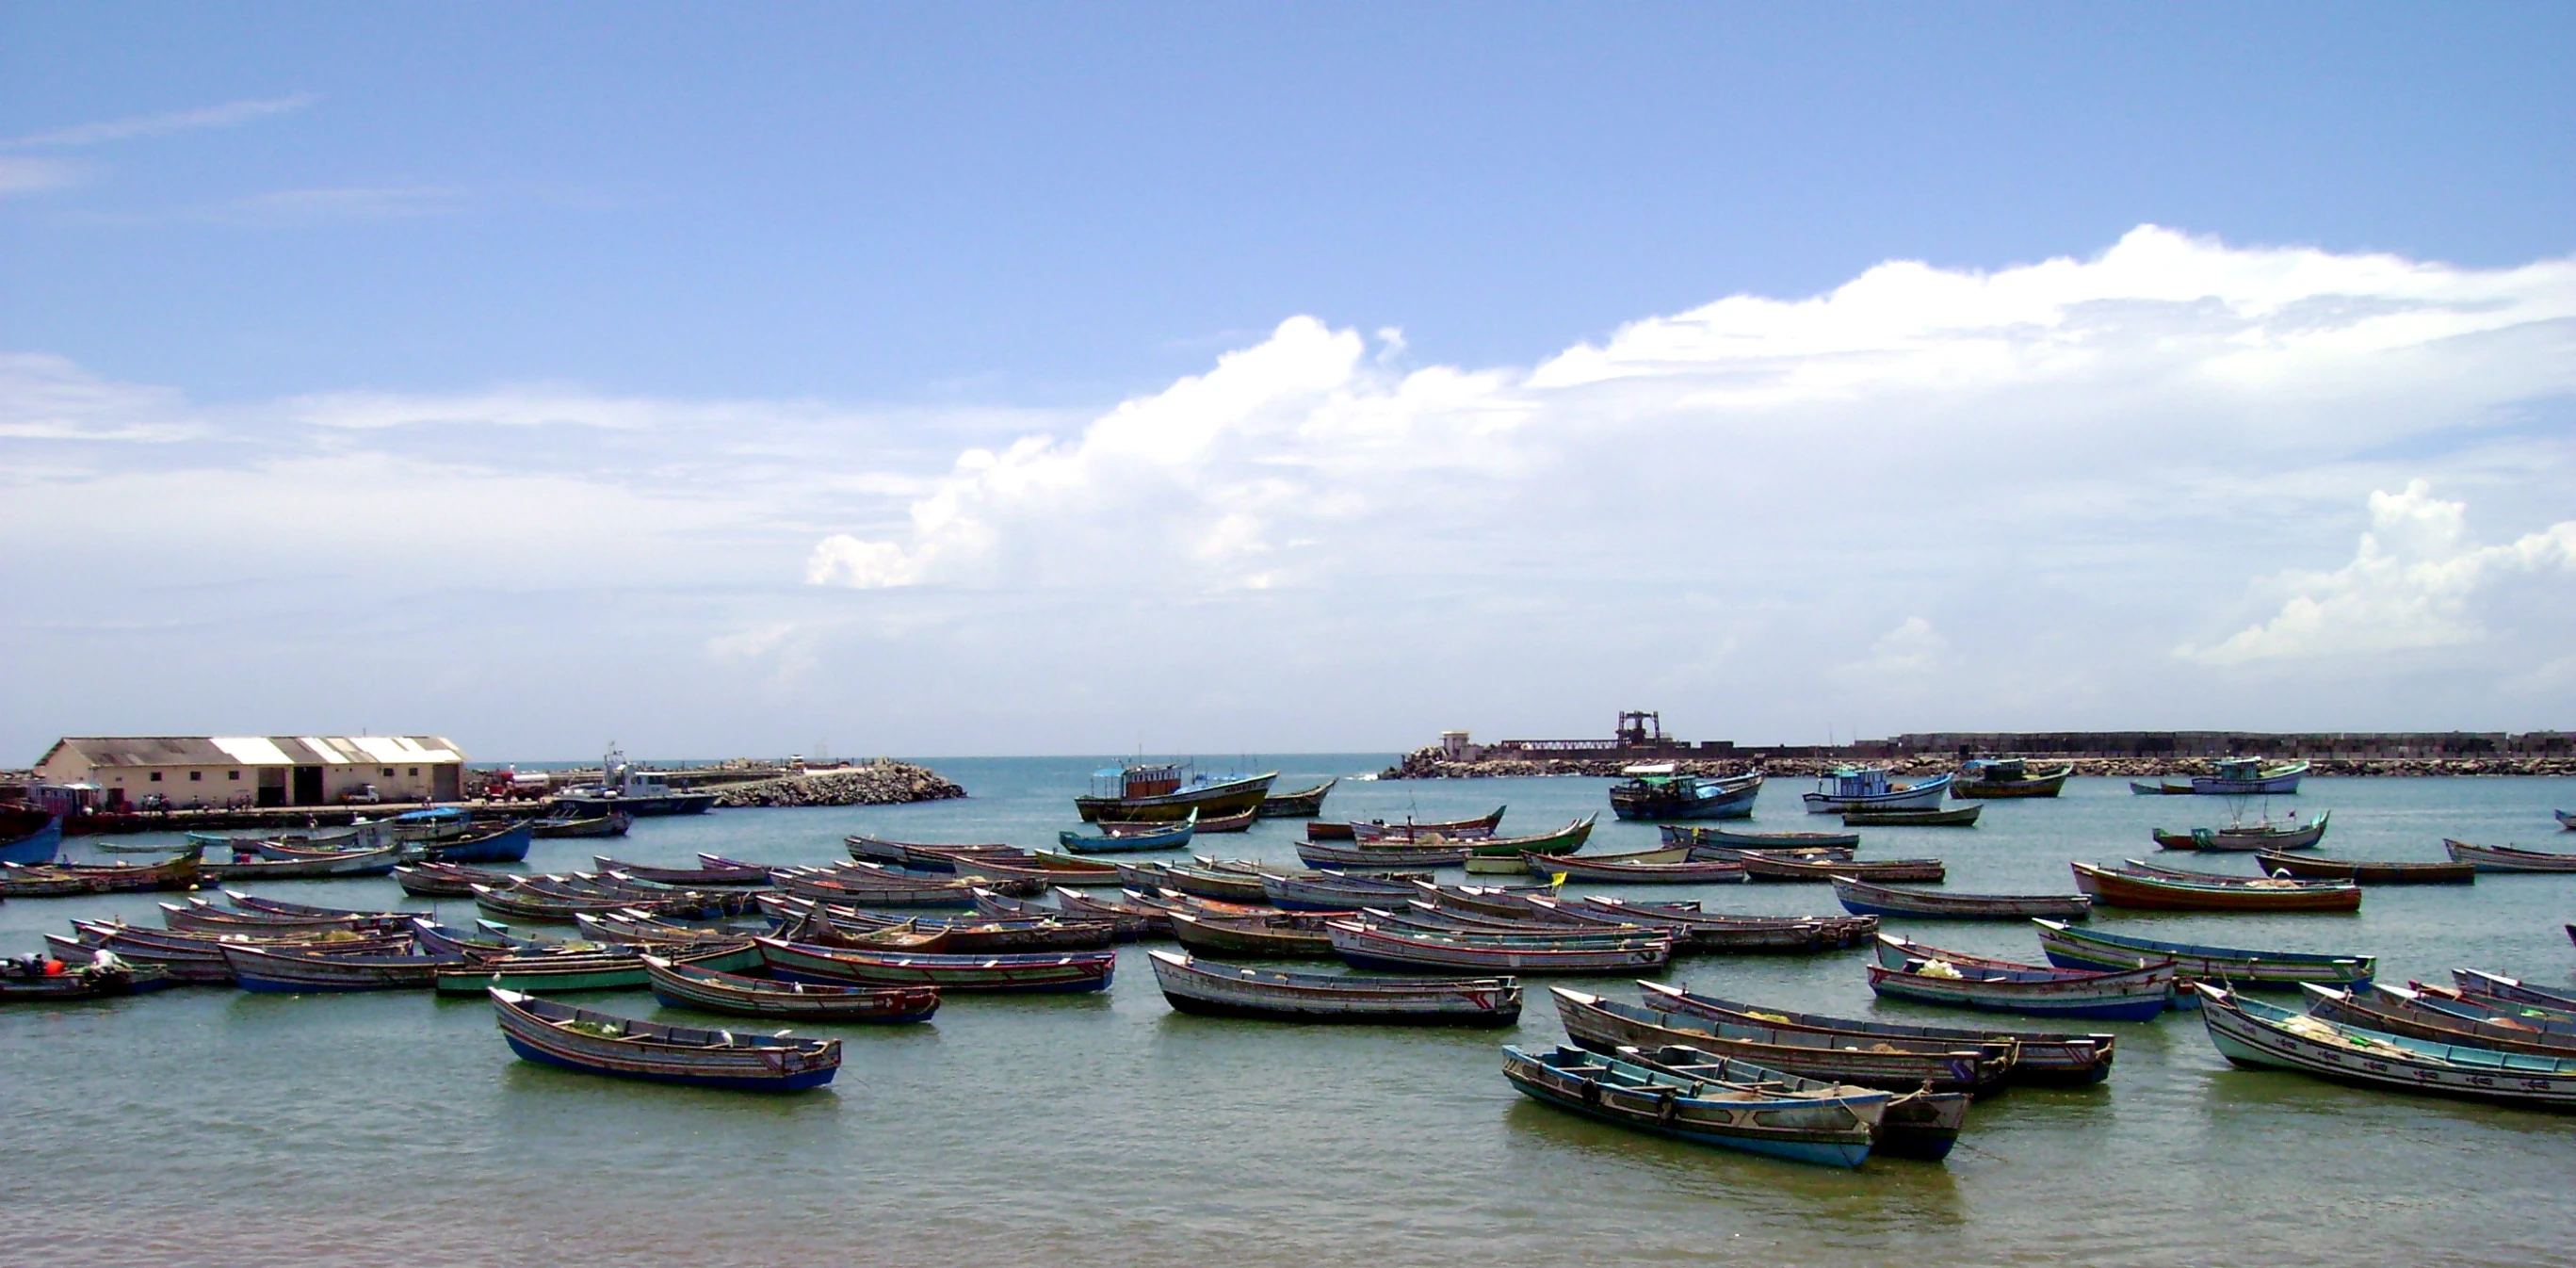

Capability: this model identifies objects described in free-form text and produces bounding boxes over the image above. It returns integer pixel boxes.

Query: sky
[3,4,2572,762]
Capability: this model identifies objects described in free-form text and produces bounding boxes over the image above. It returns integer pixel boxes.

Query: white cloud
[0,155,85,198]
[2,94,317,149]
[2182,481,2576,664]
[1848,617,1949,675]
[0,353,208,443]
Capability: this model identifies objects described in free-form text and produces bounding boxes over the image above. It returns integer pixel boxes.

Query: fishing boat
[2305,984,2576,1057]
[641,955,939,1022]
[1147,950,1517,1024]
[2151,810,2330,852]
[1553,987,2008,1097]
[1501,1044,1886,1169]
[1662,825,1860,850]
[491,988,838,1090]
[1801,768,1952,814]
[1455,816,1598,869]
[418,821,535,865]
[1638,982,2116,1086]
[2192,984,2576,1110]
[1869,934,2177,1021]
[1949,757,2072,799]
[200,842,404,882]
[395,861,518,897]
[2133,758,2309,796]
[2449,969,2576,1016]
[591,856,773,886]
[0,853,203,897]
[1548,898,1877,952]
[436,941,763,994]
[224,892,430,923]
[768,898,1114,952]
[1075,762,1275,824]
[2032,919,2373,989]
[949,852,1126,886]
[1260,870,1425,911]
[1110,859,1276,902]
[220,942,464,992]
[0,954,179,1000]
[844,835,1021,869]
[0,805,64,866]
[532,811,632,839]
[755,936,1116,992]
[1841,805,1982,828]
[1830,876,2090,920]
[546,748,718,818]
[2070,861,2360,913]
[1049,886,1175,937]
[1523,853,1748,885]
[1058,816,1197,854]
[1626,1043,1968,1162]
[1298,838,1471,870]
[2441,838,2576,872]
[2559,809,2574,829]
[1166,911,1341,958]
[1308,806,1506,842]
[1324,920,1673,974]
[771,865,988,908]
[193,821,397,855]
[2251,851,2473,885]
[1740,851,1945,884]
[1256,779,1337,818]
[49,920,416,984]
[1606,767,1763,821]
[161,897,413,935]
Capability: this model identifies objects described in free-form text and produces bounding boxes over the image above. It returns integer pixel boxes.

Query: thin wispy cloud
[0,155,86,195]
[0,93,318,150]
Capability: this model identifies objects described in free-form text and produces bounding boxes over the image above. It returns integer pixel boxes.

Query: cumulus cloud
[2182,481,2576,664]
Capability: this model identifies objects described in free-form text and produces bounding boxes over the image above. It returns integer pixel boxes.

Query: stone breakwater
[711,762,967,807]
[1380,748,2576,780]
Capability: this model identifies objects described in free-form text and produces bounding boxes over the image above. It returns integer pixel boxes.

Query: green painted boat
[432,941,761,994]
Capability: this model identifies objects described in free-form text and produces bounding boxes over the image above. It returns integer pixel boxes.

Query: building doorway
[292,766,324,805]
[258,769,287,807]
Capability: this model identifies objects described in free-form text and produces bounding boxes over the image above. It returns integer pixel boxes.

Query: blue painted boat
[1868,934,2176,1021]
[1800,768,1952,813]
[2191,758,2307,795]
[422,821,534,864]
[490,987,840,1090]
[1606,768,1762,821]
[1057,817,1196,853]
[1501,1044,1885,1168]
[0,808,63,867]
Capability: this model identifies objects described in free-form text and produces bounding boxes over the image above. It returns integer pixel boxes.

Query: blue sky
[4,5,2572,760]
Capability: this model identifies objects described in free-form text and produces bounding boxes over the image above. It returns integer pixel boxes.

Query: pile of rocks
[712,760,967,807]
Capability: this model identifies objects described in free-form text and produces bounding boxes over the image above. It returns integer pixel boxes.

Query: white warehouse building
[33,736,467,809]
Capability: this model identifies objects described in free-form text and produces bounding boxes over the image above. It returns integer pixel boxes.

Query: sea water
[5,761,2571,1266]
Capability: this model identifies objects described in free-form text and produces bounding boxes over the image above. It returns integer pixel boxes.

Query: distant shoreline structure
[1392,719,2574,779]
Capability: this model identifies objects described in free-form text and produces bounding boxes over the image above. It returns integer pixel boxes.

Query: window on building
[150,772,163,782]
[381,768,394,777]
[190,771,203,781]
[229,771,241,781]
[409,767,419,776]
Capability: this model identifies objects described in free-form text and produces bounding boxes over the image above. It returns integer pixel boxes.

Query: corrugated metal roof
[49,736,466,767]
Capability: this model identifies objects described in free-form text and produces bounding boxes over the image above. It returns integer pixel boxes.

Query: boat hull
[493,989,839,1091]
[1074,772,1276,824]
[1803,774,1952,813]
[2033,919,2372,988]
[1149,951,1518,1025]
[2071,863,2360,912]
[1830,877,2090,920]
[1502,1048,1878,1169]
[2442,838,2576,872]
[0,811,66,866]
[2195,985,2576,1111]
[1951,766,2072,799]
[547,791,715,817]
[1607,775,1762,821]
[1256,780,1336,818]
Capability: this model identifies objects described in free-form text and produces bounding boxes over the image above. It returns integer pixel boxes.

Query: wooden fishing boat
[1167,910,1341,958]
[473,880,754,923]
[221,942,465,992]
[642,955,939,1022]
[965,888,1146,943]
[1552,898,1878,952]
[2251,850,2473,884]
[224,891,430,922]
[491,987,840,1091]
[591,856,772,886]
[1324,920,1673,974]
[2561,809,2575,830]
[396,861,517,897]
[200,842,405,881]
[1501,1044,1886,1169]
[1830,876,2090,920]
[843,835,1023,870]
[1059,817,1198,853]
[435,941,762,994]
[1308,806,1505,842]
[771,865,987,908]
[161,898,413,935]
[1524,853,1748,885]
[2033,919,2373,989]
[2151,810,2330,852]
[1663,824,1860,850]
[2130,780,2194,795]
[1461,816,1596,860]
[1171,805,1258,834]
[1841,805,1982,828]
[2449,969,2576,1016]
[1259,870,1422,911]
[1075,764,1275,824]
[532,811,631,839]
[198,821,397,855]
[2419,981,2576,1031]
[1298,838,1471,870]
[919,850,1124,886]
[1110,859,1273,902]
[1553,987,2009,1097]
[0,805,64,866]
[417,821,535,865]
[756,936,1116,992]
[1607,768,1762,821]
[1869,935,2177,1021]
[1622,1043,1968,1162]
[0,956,179,1000]
[2441,838,2576,872]
[1949,757,2072,800]
[2193,984,2576,1110]
[1741,851,1945,884]
[781,902,1117,953]
[2070,861,2360,912]
[1049,886,1174,937]
[2305,984,2576,1057]
[1365,902,1646,942]
[1147,950,1517,1024]
[0,853,204,897]
[50,921,415,983]
[1802,768,1951,814]
[1638,982,2116,1086]
[1256,779,1337,818]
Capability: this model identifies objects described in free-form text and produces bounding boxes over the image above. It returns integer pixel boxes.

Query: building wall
[34,753,458,808]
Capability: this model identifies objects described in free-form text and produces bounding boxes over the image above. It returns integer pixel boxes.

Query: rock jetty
[1380,748,2576,780]
[711,760,967,807]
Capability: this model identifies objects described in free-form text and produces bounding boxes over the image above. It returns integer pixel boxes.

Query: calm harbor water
[6,760,2573,1267]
